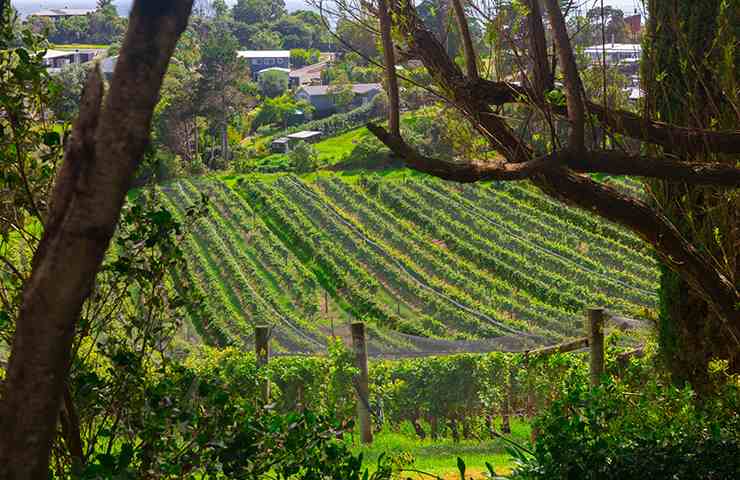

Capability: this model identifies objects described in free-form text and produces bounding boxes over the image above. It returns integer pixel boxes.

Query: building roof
[257,67,290,75]
[43,49,75,59]
[298,83,382,97]
[287,131,322,140]
[31,8,94,17]
[289,61,328,78]
[583,43,642,54]
[237,50,290,59]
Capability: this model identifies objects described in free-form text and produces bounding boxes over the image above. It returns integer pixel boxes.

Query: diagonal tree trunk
[0,1,193,477]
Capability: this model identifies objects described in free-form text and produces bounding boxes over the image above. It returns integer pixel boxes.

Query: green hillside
[158,172,658,354]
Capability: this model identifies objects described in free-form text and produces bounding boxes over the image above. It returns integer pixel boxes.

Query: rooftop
[237,50,290,59]
[257,67,290,75]
[289,61,328,78]
[43,49,76,59]
[287,130,322,140]
[298,83,382,96]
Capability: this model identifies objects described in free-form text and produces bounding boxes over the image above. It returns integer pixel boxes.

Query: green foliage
[252,94,313,130]
[289,141,319,173]
[290,48,320,68]
[33,2,126,44]
[250,29,284,49]
[49,63,90,121]
[258,68,289,98]
[233,0,286,25]
[511,364,740,479]
[269,96,383,140]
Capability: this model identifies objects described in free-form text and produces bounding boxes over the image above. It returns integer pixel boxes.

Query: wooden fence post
[351,322,373,444]
[256,325,271,403]
[587,308,605,386]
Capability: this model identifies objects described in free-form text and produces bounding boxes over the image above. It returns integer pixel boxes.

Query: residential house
[288,61,328,88]
[237,50,290,79]
[295,83,381,116]
[42,48,102,74]
[29,8,95,21]
[583,43,642,66]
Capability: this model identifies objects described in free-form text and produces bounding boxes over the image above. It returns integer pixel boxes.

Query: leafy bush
[278,95,384,139]
[511,363,740,479]
[290,48,320,68]
[289,141,319,172]
[258,69,289,98]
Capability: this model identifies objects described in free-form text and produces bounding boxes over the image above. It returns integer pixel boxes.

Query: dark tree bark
[644,0,740,390]
[0,1,194,478]
[378,0,400,135]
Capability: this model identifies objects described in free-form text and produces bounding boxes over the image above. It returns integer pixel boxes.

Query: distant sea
[11,0,312,18]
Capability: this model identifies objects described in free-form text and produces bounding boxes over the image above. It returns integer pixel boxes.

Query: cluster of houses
[236,49,381,118]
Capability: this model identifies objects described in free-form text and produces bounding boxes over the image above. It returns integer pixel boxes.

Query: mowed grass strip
[351,418,532,479]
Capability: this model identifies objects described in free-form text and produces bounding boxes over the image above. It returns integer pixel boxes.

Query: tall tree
[0,1,194,477]
[643,0,739,389]
[195,20,254,168]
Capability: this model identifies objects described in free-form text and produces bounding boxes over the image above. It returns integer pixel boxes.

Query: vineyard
[157,173,658,354]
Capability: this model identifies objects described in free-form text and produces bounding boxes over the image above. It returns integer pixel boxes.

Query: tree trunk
[430,415,439,440]
[411,417,426,440]
[644,0,740,391]
[0,2,193,477]
[448,417,460,443]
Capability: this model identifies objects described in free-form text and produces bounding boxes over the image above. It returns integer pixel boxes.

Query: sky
[12,0,645,18]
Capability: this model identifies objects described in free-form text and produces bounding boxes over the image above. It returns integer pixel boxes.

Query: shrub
[290,48,320,68]
[511,367,740,480]
[258,69,289,98]
[289,141,319,173]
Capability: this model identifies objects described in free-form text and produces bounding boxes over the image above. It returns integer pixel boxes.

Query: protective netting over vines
[156,173,657,355]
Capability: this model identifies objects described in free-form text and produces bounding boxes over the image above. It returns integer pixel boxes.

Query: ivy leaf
[457,457,466,480]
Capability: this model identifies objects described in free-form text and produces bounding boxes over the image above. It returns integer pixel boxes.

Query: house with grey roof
[295,83,381,116]
[288,61,328,88]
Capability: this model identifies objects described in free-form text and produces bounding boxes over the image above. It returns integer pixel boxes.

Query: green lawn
[349,419,532,479]
[256,126,376,168]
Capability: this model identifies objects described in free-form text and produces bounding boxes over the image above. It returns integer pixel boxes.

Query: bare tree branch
[474,78,740,155]
[368,123,552,181]
[378,0,400,135]
[370,122,740,186]
[525,0,552,95]
[450,0,478,80]
[543,0,586,150]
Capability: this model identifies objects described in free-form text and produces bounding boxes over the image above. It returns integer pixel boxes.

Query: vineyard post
[501,366,512,434]
[256,325,271,403]
[587,308,605,386]
[351,322,373,444]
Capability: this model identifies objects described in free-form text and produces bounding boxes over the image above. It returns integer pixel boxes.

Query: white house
[237,50,290,79]
[583,43,642,65]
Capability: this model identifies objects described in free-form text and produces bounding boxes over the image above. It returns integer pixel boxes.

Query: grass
[349,419,532,479]
[256,126,375,168]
